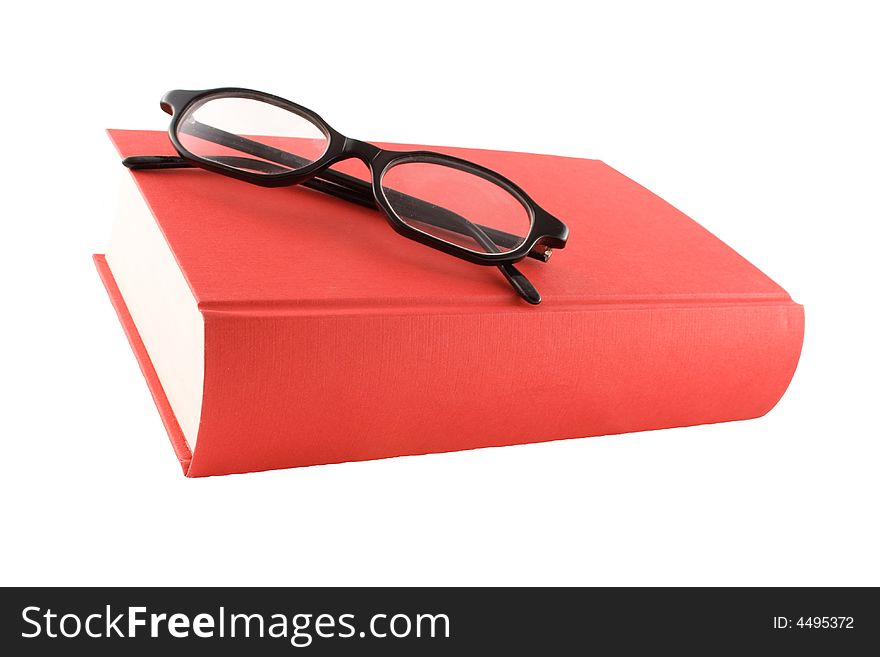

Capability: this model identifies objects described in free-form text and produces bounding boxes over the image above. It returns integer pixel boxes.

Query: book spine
[186,302,803,477]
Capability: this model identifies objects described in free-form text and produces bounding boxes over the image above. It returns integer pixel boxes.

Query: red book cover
[95,129,803,477]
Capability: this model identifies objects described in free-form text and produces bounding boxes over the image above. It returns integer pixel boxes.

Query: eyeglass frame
[122,87,570,304]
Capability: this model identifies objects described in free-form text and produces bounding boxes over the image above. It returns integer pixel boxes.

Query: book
[95,129,804,477]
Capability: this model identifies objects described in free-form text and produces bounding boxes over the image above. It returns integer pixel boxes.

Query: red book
[95,129,803,477]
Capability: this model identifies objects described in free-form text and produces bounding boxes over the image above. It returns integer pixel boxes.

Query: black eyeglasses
[123,88,569,304]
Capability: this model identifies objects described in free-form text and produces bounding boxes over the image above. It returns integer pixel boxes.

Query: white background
[1,1,877,586]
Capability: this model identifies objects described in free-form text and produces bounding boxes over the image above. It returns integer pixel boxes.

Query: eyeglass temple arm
[123,124,543,303]
[131,121,550,264]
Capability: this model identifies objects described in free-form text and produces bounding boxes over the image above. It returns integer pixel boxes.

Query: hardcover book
[95,129,803,477]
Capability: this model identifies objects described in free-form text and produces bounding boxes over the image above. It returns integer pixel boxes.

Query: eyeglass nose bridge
[341,137,383,164]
